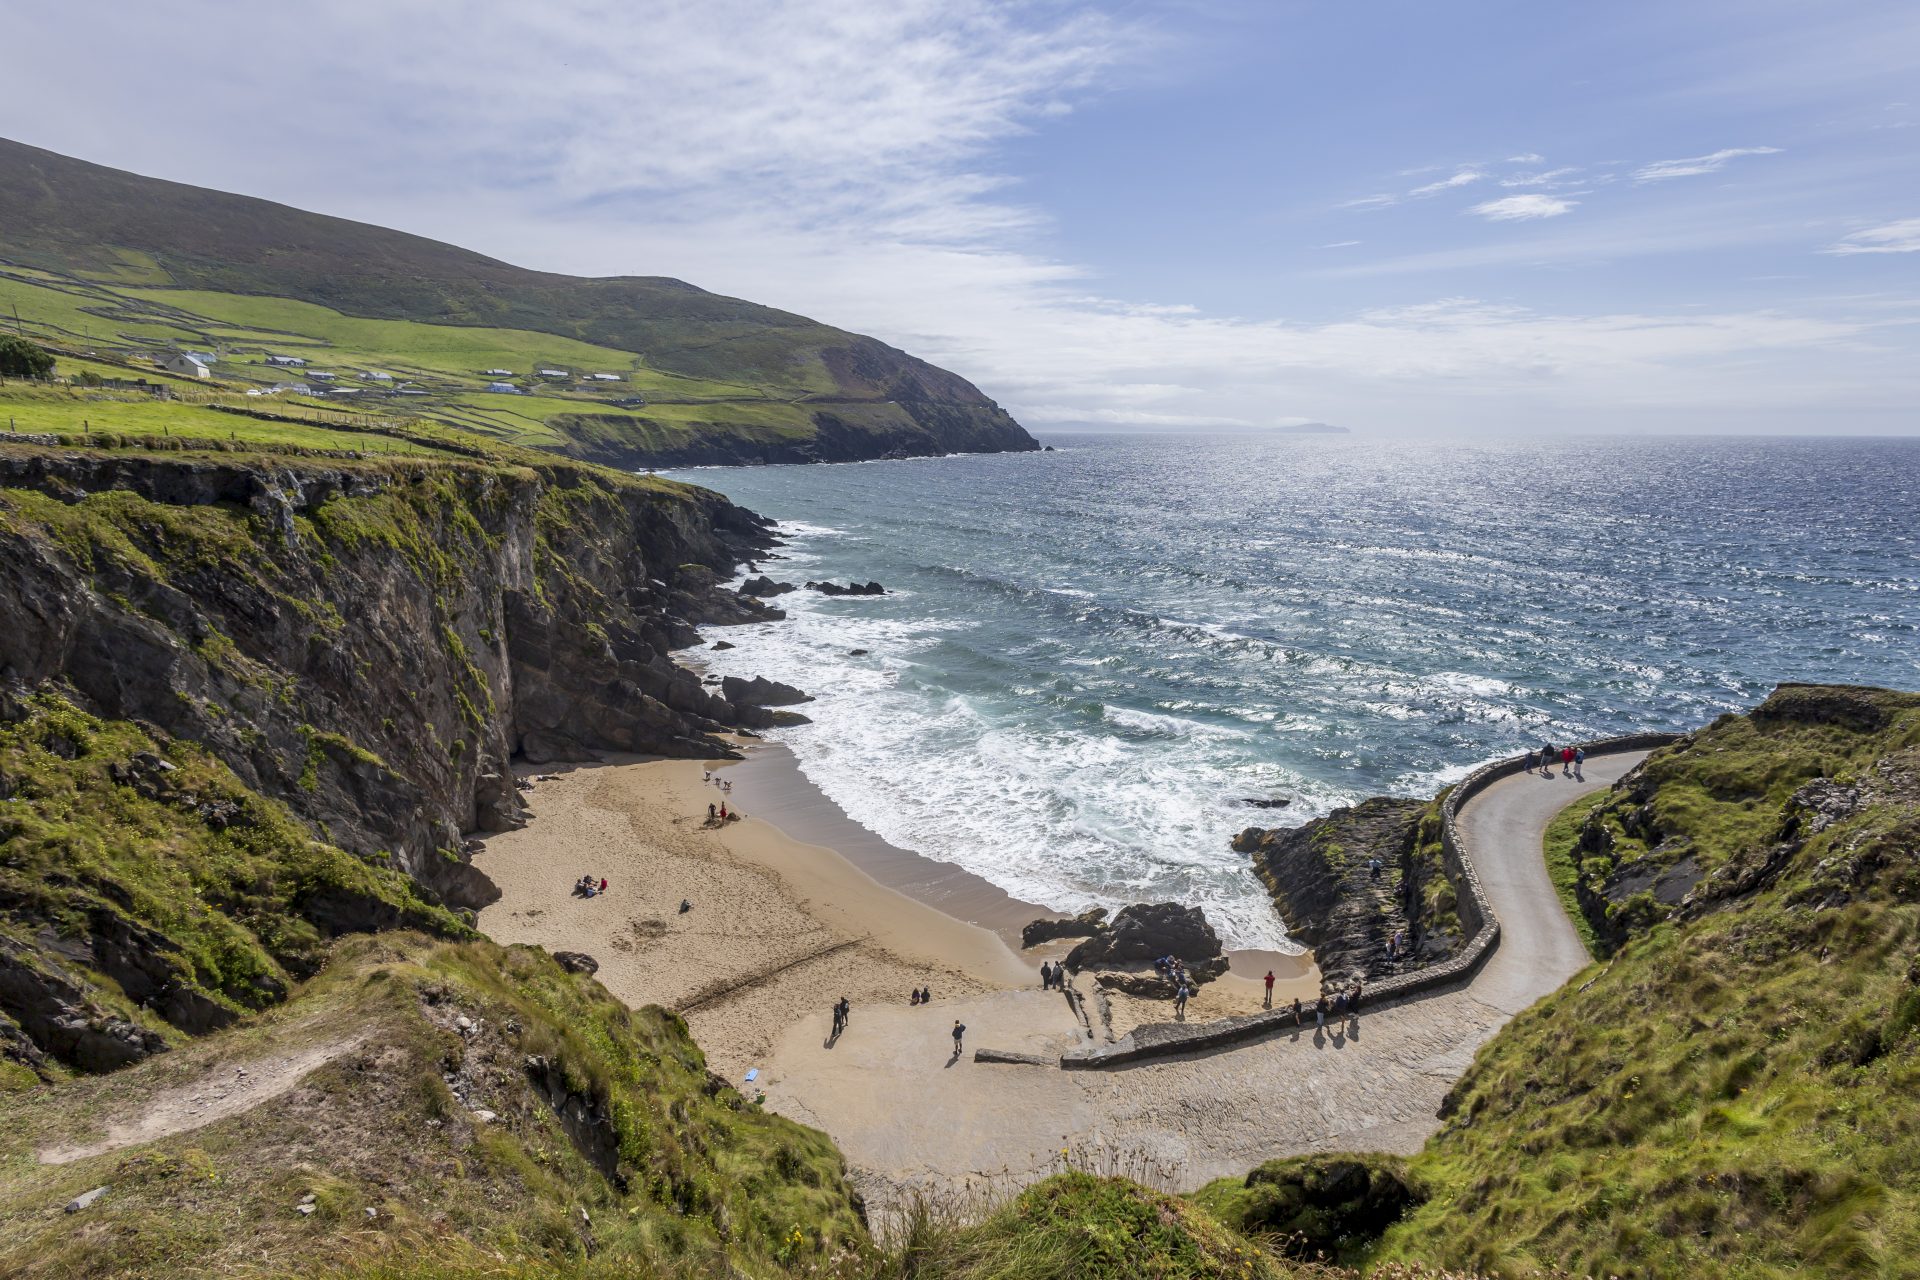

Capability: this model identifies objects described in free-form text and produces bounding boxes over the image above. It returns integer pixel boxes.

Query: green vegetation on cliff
[0,137,1036,467]
[1374,685,1920,1277]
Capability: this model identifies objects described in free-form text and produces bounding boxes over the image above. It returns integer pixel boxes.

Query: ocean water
[666,433,1920,950]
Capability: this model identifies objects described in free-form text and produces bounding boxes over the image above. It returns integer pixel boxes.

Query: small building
[360,370,393,382]
[308,370,337,382]
[274,382,313,395]
[158,352,211,379]
[485,381,520,394]
[266,355,306,367]
[590,372,621,381]
[482,368,513,377]
[536,368,569,379]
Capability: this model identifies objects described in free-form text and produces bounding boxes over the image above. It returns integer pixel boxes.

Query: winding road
[762,750,1649,1215]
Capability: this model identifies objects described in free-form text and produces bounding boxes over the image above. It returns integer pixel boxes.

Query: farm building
[590,372,621,381]
[482,368,513,376]
[266,355,306,367]
[308,370,337,381]
[360,370,393,381]
[485,381,520,394]
[158,353,210,379]
[536,368,569,379]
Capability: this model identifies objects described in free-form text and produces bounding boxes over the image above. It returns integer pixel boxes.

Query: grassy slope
[0,137,1034,464]
[1375,686,1920,1278]
[1541,792,1606,958]
[0,933,864,1278]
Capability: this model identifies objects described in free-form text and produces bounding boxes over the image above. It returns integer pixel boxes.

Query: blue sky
[7,0,1917,433]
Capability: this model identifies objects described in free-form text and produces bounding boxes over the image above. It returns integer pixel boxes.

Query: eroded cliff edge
[0,444,785,1070]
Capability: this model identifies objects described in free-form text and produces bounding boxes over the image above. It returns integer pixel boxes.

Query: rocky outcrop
[553,952,600,976]
[1021,907,1108,948]
[806,580,885,596]
[1234,797,1427,990]
[1063,903,1228,989]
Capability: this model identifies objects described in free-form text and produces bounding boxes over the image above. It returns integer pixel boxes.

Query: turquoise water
[668,433,1920,948]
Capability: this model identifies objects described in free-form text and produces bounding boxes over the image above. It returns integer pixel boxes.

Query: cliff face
[0,445,783,1071]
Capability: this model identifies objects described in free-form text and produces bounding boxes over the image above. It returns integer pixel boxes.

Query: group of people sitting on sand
[1288,981,1364,1030]
[908,986,933,1005]
[573,874,609,899]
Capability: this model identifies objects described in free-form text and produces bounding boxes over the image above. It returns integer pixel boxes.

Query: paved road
[764,750,1649,1216]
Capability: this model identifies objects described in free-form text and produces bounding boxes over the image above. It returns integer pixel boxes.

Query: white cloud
[1337,193,1400,210]
[1469,194,1578,221]
[1820,218,1920,255]
[1506,153,1545,163]
[1500,167,1580,188]
[1633,146,1782,182]
[1319,240,1362,248]
[1409,169,1484,197]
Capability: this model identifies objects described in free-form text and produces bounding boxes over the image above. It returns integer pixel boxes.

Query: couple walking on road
[1531,742,1585,779]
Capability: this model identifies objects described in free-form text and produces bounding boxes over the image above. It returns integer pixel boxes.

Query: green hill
[0,137,1037,467]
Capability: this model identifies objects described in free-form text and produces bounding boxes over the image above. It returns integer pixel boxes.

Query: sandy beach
[476,739,1350,1213]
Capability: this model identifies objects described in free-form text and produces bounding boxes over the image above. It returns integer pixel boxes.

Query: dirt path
[763,751,1648,1215]
[37,1031,371,1166]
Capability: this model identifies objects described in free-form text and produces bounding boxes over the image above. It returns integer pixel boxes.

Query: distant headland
[1271,421,1350,434]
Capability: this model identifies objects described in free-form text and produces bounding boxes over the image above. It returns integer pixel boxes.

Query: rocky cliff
[0,443,785,1072]
[1234,795,1458,990]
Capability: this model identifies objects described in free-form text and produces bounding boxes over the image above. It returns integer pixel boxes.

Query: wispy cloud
[1337,193,1400,211]
[1634,146,1782,182]
[1820,218,1920,255]
[1409,169,1484,197]
[1319,240,1362,249]
[1506,152,1545,164]
[1469,194,1577,221]
[1500,167,1580,188]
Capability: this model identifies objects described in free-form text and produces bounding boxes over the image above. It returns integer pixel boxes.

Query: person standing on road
[1561,745,1575,777]
[1574,747,1586,779]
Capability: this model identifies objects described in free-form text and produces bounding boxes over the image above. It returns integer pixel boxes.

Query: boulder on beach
[553,952,599,976]
[1020,906,1109,949]
[1064,902,1223,974]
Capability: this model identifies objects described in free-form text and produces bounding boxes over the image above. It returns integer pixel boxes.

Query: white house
[536,368,569,379]
[266,355,306,367]
[360,370,393,382]
[590,372,621,381]
[482,368,513,377]
[158,353,211,379]
[485,381,520,394]
[273,381,312,395]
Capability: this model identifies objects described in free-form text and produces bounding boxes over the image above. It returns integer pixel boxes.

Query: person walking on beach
[1263,970,1275,1008]
[951,1020,966,1054]
[1292,996,1303,1027]
[1174,983,1189,1019]
[707,802,716,823]
[831,996,850,1037]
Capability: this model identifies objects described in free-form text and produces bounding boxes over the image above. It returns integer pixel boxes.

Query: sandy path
[38,1031,370,1165]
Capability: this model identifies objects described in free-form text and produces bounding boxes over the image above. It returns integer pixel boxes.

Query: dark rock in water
[1240,796,1292,809]
[848,649,869,657]
[739,575,795,598]
[1065,902,1222,973]
[1043,445,1056,451]
[721,675,813,707]
[805,580,886,596]
[553,952,599,976]
[711,640,735,650]
[1021,907,1109,949]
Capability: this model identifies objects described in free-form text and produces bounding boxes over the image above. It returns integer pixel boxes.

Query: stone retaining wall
[1059,734,1685,1070]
